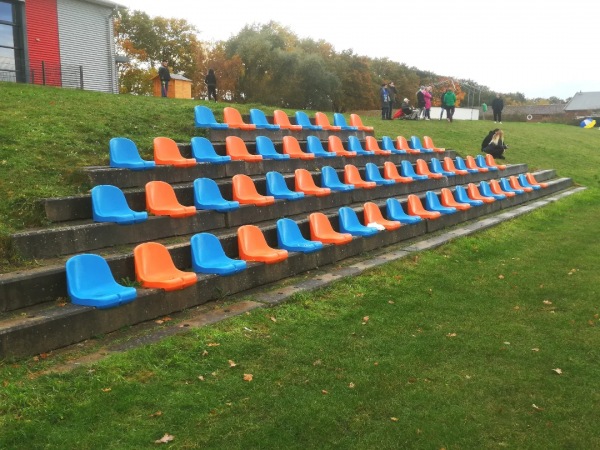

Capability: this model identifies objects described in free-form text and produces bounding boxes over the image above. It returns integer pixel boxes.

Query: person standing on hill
[205,68,218,102]
[439,89,447,120]
[380,83,390,120]
[158,60,171,98]
[423,85,433,120]
[386,81,397,120]
[416,86,426,119]
[443,88,457,122]
[492,93,504,123]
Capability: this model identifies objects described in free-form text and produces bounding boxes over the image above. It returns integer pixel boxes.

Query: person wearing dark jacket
[158,60,171,98]
[386,81,397,120]
[416,86,426,119]
[483,129,508,159]
[481,128,499,151]
[491,93,504,123]
[205,68,218,102]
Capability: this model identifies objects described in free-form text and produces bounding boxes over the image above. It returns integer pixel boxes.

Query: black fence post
[79,65,84,90]
[41,61,46,86]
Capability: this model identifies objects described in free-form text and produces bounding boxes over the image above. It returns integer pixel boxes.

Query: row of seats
[92,161,543,224]
[194,106,374,132]
[68,174,550,308]
[108,135,451,171]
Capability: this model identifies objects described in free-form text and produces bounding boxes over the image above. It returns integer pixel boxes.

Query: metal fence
[0,59,84,89]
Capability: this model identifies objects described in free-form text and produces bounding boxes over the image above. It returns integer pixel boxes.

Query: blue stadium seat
[500,178,525,195]
[365,162,395,185]
[429,158,455,177]
[66,254,137,309]
[518,173,541,190]
[191,137,231,164]
[425,191,457,214]
[338,206,379,236]
[91,185,148,225]
[409,136,434,153]
[266,171,305,200]
[475,154,498,171]
[256,136,290,160]
[306,135,336,158]
[479,181,506,200]
[333,113,359,130]
[385,198,422,224]
[295,111,323,130]
[400,160,429,180]
[347,136,375,155]
[454,157,480,174]
[380,136,406,154]
[193,178,240,212]
[249,108,280,130]
[321,166,354,192]
[190,233,246,275]
[454,185,485,206]
[109,137,156,170]
[276,218,324,253]
[194,105,229,129]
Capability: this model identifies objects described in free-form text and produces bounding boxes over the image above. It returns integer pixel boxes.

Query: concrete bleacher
[0,112,574,359]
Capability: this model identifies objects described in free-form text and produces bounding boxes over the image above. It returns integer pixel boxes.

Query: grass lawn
[1,82,600,448]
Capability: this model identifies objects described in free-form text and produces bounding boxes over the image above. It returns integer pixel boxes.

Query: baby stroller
[393,108,419,120]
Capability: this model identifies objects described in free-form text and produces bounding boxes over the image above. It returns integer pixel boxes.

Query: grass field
[1,82,599,448]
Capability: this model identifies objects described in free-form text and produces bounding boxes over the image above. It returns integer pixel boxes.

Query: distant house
[0,0,119,93]
[564,92,600,118]
[500,104,567,123]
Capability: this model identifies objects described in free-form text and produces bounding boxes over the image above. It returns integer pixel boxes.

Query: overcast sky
[117,0,599,100]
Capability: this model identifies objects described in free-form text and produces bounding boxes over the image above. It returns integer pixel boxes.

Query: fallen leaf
[154,433,174,444]
[363,316,370,323]
[513,305,520,310]
[202,350,209,356]
[101,387,111,393]
[498,274,505,279]
[270,316,277,322]
[532,404,544,411]
[390,417,399,422]
[531,348,540,352]
[207,343,220,347]
[198,375,205,381]
[321,389,328,395]
[388,300,395,304]
[149,411,162,417]
[155,320,164,324]
[552,368,562,375]
[447,333,457,338]
[348,382,355,388]
[373,362,379,366]
[243,373,253,382]
[503,342,510,345]
[313,359,322,366]
[543,300,553,305]
[228,360,237,368]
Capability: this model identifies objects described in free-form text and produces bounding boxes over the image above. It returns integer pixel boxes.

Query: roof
[80,0,121,8]
[564,92,600,111]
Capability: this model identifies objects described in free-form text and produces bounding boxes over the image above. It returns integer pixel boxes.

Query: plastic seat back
[349,113,374,131]
[66,254,137,308]
[328,135,357,157]
[266,171,305,200]
[306,135,336,158]
[425,191,457,214]
[223,107,257,130]
[409,136,434,153]
[475,154,497,171]
[363,202,401,230]
[146,181,197,217]
[190,232,246,275]
[308,212,353,245]
[339,206,379,236]
[226,136,263,161]
[154,137,197,167]
[256,136,290,160]
[347,135,374,155]
[321,166,354,191]
[383,162,412,183]
[518,173,541,190]
[134,242,197,291]
[109,137,156,170]
[489,179,516,197]
[193,178,240,212]
[423,136,445,153]
[191,137,231,164]
[467,183,495,203]
[443,157,468,175]
[232,174,275,206]
[344,164,377,189]
[525,172,548,188]
[295,111,323,130]
[91,185,148,224]
[276,218,323,253]
[282,136,315,160]
[381,136,397,151]
[440,188,472,210]
[465,155,488,172]
[365,162,395,185]
[455,156,479,173]
[333,113,358,130]
[485,154,506,170]
[273,110,302,130]
[385,198,422,224]
[400,160,428,180]
[510,175,533,192]
[416,159,443,179]
[365,136,392,155]
[407,194,442,219]
[249,108,280,129]
[396,136,414,153]
[295,168,331,197]
[429,158,455,176]
[454,185,484,206]
[194,105,229,129]
[479,181,506,199]
[315,112,341,130]
[238,225,288,264]
[500,177,524,194]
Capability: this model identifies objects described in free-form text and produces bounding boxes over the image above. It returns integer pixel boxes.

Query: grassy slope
[1,82,600,448]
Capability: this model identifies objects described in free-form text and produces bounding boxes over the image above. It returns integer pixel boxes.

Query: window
[0,0,24,82]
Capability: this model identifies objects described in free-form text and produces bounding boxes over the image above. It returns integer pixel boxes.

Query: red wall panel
[26,0,62,86]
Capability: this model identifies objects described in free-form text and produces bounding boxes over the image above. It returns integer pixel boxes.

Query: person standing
[205,68,218,102]
[443,88,457,122]
[386,81,397,120]
[380,83,390,120]
[158,60,171,98]
[423,85,433,120]
[439,89,446,120]
[416,86,426,119]
[492,93,504,123]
